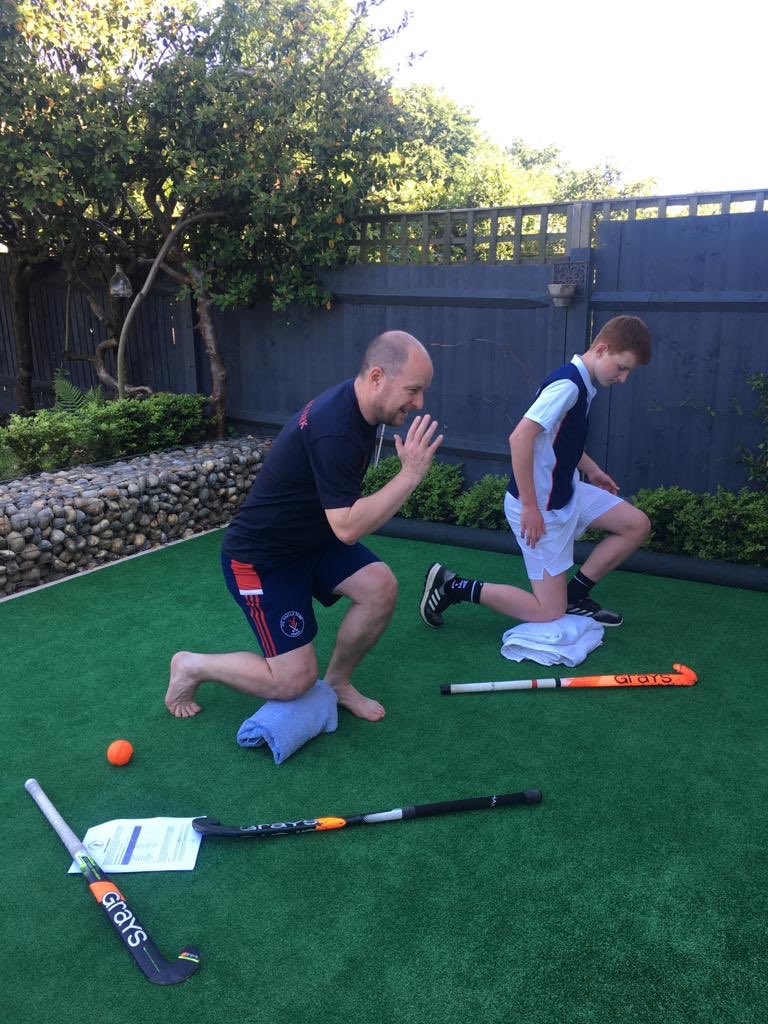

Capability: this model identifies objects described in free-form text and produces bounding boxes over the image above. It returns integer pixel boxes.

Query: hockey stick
[25,779,200,985]
[192,789,542,839]
[440,662,697,695]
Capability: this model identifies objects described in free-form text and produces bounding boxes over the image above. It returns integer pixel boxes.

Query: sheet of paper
[67,817,202,873]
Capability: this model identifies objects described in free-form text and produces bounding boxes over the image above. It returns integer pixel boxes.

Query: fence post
[565,202,593,250]
[173,295,198,393]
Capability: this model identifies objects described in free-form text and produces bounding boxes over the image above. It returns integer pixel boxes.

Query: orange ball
[107,739,134,766]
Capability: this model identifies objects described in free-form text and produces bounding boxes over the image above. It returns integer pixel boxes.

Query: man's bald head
[354,330,434,427]
[358,331,429,378]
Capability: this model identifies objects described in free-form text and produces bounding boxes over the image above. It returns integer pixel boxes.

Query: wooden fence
[1,189,767,497]
[352,188,767,265]
[0,254,197,414]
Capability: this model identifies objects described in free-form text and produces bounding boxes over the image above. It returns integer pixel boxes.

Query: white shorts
[504,482,623,581]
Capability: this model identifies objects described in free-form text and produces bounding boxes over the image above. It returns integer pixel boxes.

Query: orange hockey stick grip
[89,880,124,902]
[314,817,347,831]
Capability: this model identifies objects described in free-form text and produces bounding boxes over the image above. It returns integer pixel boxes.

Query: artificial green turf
[2,530,766,1024]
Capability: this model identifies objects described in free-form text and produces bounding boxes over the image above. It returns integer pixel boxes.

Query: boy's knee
[530,593,567,622]
[542,598,567,621]
[631,509,651,542]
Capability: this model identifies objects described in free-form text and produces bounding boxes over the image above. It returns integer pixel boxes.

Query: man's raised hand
[393,415,444,482]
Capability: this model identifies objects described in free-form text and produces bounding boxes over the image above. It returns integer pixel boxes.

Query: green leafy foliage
[454,474,509,530]
[133,0,411,312]
[385,85,657,212]
[52,369,85,413]
[629,486,702,557]
[362,460,767,566]
[0,0,413,360]
[51,368,104,413]
[0,433,16,480]
[1,392,210,474]
[0,0,192,255]
[402,460,463,522]
[362,454,463,522]
[633,486,768,566]
[361,453,402,496]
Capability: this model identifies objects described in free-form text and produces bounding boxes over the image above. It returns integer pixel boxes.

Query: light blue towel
[236,679,338,764]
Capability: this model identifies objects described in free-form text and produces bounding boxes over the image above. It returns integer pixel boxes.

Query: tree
[384,83,480,209]
[123,0,410,432]
[1,0,412,433]
[0,0,201,410]
[507,139,656,202]
[383,86,656,211]
[0,0,58,413]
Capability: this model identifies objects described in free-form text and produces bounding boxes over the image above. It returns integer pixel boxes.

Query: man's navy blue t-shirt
[222,379,377,563]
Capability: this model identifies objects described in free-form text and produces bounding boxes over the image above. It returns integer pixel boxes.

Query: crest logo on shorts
[280,611,305,638]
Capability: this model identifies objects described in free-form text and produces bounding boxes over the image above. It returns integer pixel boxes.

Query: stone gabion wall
[0,436,271,598]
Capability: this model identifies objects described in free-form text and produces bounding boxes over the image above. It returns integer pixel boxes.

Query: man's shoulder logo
[299,400,314,430]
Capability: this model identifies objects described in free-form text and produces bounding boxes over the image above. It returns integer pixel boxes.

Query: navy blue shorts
[221,541,381,658]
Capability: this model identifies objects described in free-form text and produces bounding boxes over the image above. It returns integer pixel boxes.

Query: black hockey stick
[192,789,542,839]
[25,778,200,985]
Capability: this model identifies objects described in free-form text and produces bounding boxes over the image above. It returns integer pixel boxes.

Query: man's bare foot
[165,651,204,718]
[332,681,385,721]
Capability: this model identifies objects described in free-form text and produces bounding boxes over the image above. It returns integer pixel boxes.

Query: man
[166,330,442,721]
[420,315,652,630]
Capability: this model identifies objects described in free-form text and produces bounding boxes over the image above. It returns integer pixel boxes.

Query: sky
[372,0,768,197]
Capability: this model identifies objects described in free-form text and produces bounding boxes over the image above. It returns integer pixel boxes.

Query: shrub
[677,487,768,565]
[631,487,704,556]
[0,433,15,480]
[363,462,768,567]
[402,460,463,522]
[454,474,509,531]
[139,392,210,451]
[362,455,463,523]
[633,486,768,566]
[1,409,79,474]
[362,454,401,497]
[1,392,211,475]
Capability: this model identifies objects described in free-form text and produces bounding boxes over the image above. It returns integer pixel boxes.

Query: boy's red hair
[592,316,652,365]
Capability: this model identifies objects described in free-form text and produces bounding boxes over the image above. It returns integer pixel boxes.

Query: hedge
[363,457,768,567]
[0,393,211,476]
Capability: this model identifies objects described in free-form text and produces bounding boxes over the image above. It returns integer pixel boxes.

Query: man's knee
[353,561,398,614]
[274,670,317,701]
[375,563,398,612]
[268,653,318,700]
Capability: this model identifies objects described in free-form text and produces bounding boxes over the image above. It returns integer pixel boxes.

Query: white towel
[500,614,604,667]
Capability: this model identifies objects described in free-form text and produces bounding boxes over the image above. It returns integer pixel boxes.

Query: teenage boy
[420,315,652,630]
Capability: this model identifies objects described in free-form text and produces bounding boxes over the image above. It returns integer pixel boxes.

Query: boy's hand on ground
[394,414,444,483]
[519,503,544,547]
